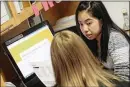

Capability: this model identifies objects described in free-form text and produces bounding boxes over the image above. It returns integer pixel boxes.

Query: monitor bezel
[2,20,54,83]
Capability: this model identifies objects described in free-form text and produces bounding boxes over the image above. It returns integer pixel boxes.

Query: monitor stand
[24,76,46,87]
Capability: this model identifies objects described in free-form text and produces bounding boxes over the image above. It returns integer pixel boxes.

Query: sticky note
[41,2,49,11]
[48,1,54,7]
[32,4,39,16]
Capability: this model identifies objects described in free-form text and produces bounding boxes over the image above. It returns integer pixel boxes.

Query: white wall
[103,2,129,29]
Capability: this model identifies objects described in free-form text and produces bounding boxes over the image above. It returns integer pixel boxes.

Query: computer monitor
[2,20,55,84]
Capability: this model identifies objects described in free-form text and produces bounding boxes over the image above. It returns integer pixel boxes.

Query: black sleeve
[113,80,130,87]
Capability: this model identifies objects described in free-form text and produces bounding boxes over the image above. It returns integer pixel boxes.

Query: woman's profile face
[78,10,102,40]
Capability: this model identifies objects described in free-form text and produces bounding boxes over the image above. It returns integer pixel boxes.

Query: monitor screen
[2,21,54,81]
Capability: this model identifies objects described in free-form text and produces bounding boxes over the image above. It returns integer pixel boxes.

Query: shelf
[1,2,43,36]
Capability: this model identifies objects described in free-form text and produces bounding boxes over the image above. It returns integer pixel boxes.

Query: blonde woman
[51,30,129,87]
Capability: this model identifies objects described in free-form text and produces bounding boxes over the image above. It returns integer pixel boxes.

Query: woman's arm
[108,31,129,81]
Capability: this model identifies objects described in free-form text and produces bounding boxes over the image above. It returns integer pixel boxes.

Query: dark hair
[75,1,130,62]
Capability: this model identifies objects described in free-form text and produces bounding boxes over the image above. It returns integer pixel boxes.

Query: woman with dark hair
[75,1,130,81]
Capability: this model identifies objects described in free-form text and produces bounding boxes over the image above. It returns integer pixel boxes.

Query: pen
[33,67,39,68]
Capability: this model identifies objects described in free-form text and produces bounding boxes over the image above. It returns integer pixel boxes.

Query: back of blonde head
[51,30,119,87]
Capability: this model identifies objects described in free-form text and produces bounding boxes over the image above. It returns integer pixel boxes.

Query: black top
[53,80,130,87]
[99,79,130,87]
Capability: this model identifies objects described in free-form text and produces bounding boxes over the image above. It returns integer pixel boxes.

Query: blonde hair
[51,30,119,87]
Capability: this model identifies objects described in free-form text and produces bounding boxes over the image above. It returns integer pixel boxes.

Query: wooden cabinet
[1,2,44,35]
[1,1,79,42]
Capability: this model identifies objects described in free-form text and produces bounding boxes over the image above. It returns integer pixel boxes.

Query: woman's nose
[83,25,89,32]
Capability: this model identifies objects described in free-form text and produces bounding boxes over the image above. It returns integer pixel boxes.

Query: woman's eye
[87,22,92,25]
[79,23,83,26]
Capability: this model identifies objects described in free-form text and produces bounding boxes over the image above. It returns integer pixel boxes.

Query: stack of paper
[1,2,11,24]
[13,1,23,14]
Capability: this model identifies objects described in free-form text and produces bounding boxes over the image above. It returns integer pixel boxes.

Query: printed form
[20,39,55,86]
